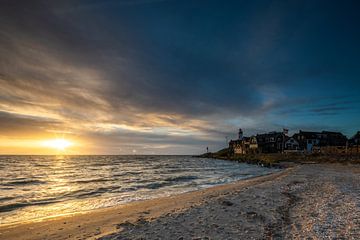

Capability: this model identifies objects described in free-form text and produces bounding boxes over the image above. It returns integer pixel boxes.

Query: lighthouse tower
[238,128,243,140]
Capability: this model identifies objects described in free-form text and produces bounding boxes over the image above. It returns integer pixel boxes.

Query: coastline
[0,167,291,240]
[1,163,359,239]
[101,163,359,239]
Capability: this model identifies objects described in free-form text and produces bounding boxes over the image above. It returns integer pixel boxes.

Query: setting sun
[42,139,73,151]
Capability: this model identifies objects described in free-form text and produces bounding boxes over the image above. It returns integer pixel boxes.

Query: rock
[246,211,258,218]
[220,200,234,206]
[116,221,135,229]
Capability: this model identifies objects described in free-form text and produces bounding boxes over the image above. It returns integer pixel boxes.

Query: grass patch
[196,148,360,166]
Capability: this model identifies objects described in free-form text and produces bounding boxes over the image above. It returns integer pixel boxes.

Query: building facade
[228,129,258,155]
[284,137,300,151]
[256,132,285,153]
[228,128,354,155]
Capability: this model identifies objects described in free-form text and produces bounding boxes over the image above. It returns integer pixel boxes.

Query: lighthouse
[238,128,243,140]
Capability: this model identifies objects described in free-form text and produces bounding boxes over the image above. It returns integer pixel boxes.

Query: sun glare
[42,139,73,151]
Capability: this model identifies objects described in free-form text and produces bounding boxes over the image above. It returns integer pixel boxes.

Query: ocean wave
[166,169,185,173]
[134,176,199,189]
[141,182,171,189]
[69,186,121,199]
[3,179,46,186]
[72,178,112,184]
[0,155,277,225]
[0,199,60,213]
[125,171,143,175]
[164,175,199,182]
[0,196,16,202]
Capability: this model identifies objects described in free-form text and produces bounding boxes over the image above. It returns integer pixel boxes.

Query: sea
[0,155,279,225]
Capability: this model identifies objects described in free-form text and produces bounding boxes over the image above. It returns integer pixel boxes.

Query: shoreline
[0,167,292,240]
[101,163,360,239]
[2,163,358,239]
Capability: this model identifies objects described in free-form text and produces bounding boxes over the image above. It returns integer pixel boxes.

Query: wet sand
[1,164,359,239]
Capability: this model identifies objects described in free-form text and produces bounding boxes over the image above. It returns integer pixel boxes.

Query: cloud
[0,0,360,153]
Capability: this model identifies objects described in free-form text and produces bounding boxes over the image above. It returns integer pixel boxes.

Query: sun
[42,138,73,151]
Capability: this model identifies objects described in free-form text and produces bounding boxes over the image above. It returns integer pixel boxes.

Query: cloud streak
[0,0,360,154]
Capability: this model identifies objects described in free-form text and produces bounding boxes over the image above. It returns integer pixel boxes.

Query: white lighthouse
[238,128,243,140]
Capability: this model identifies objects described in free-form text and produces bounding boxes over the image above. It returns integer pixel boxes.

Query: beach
[0,163,358,239]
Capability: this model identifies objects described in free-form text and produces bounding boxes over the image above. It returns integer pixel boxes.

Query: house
[229,139,244,154]
[256,132,285,153]
[319,131,347,147]
[293,131,321,152]
[348,132,360,153]
[228,128,352,155]
[284,137,300,151]
[349,131,360,146]
[242,136,259,154]
[229,129,244,154]
[228,129,258,155]
[293,130,348,153]
[247,136,259,151]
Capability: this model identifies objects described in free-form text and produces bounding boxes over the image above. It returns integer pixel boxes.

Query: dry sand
[1,163,359,240]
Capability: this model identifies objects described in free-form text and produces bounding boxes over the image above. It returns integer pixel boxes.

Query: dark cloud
[1,0,360,153]
[0,111,62,136]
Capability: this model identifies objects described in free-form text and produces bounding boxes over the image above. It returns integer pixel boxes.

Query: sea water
[0,155,279,225]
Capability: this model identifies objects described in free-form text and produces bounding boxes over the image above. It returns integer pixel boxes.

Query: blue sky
[0,0,359,154]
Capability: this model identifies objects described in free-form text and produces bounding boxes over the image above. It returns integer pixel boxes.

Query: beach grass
[198,148,360,166]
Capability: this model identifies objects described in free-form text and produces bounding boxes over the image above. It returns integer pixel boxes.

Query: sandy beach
[1,163,359,240]
[2,1,360,239]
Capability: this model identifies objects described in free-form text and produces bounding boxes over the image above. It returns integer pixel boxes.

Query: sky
[0,0,360,154]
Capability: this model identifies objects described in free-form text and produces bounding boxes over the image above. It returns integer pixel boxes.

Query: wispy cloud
[0,0,360,154]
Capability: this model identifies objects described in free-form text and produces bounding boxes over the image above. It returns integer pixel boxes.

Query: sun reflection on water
[0,155,280,226]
